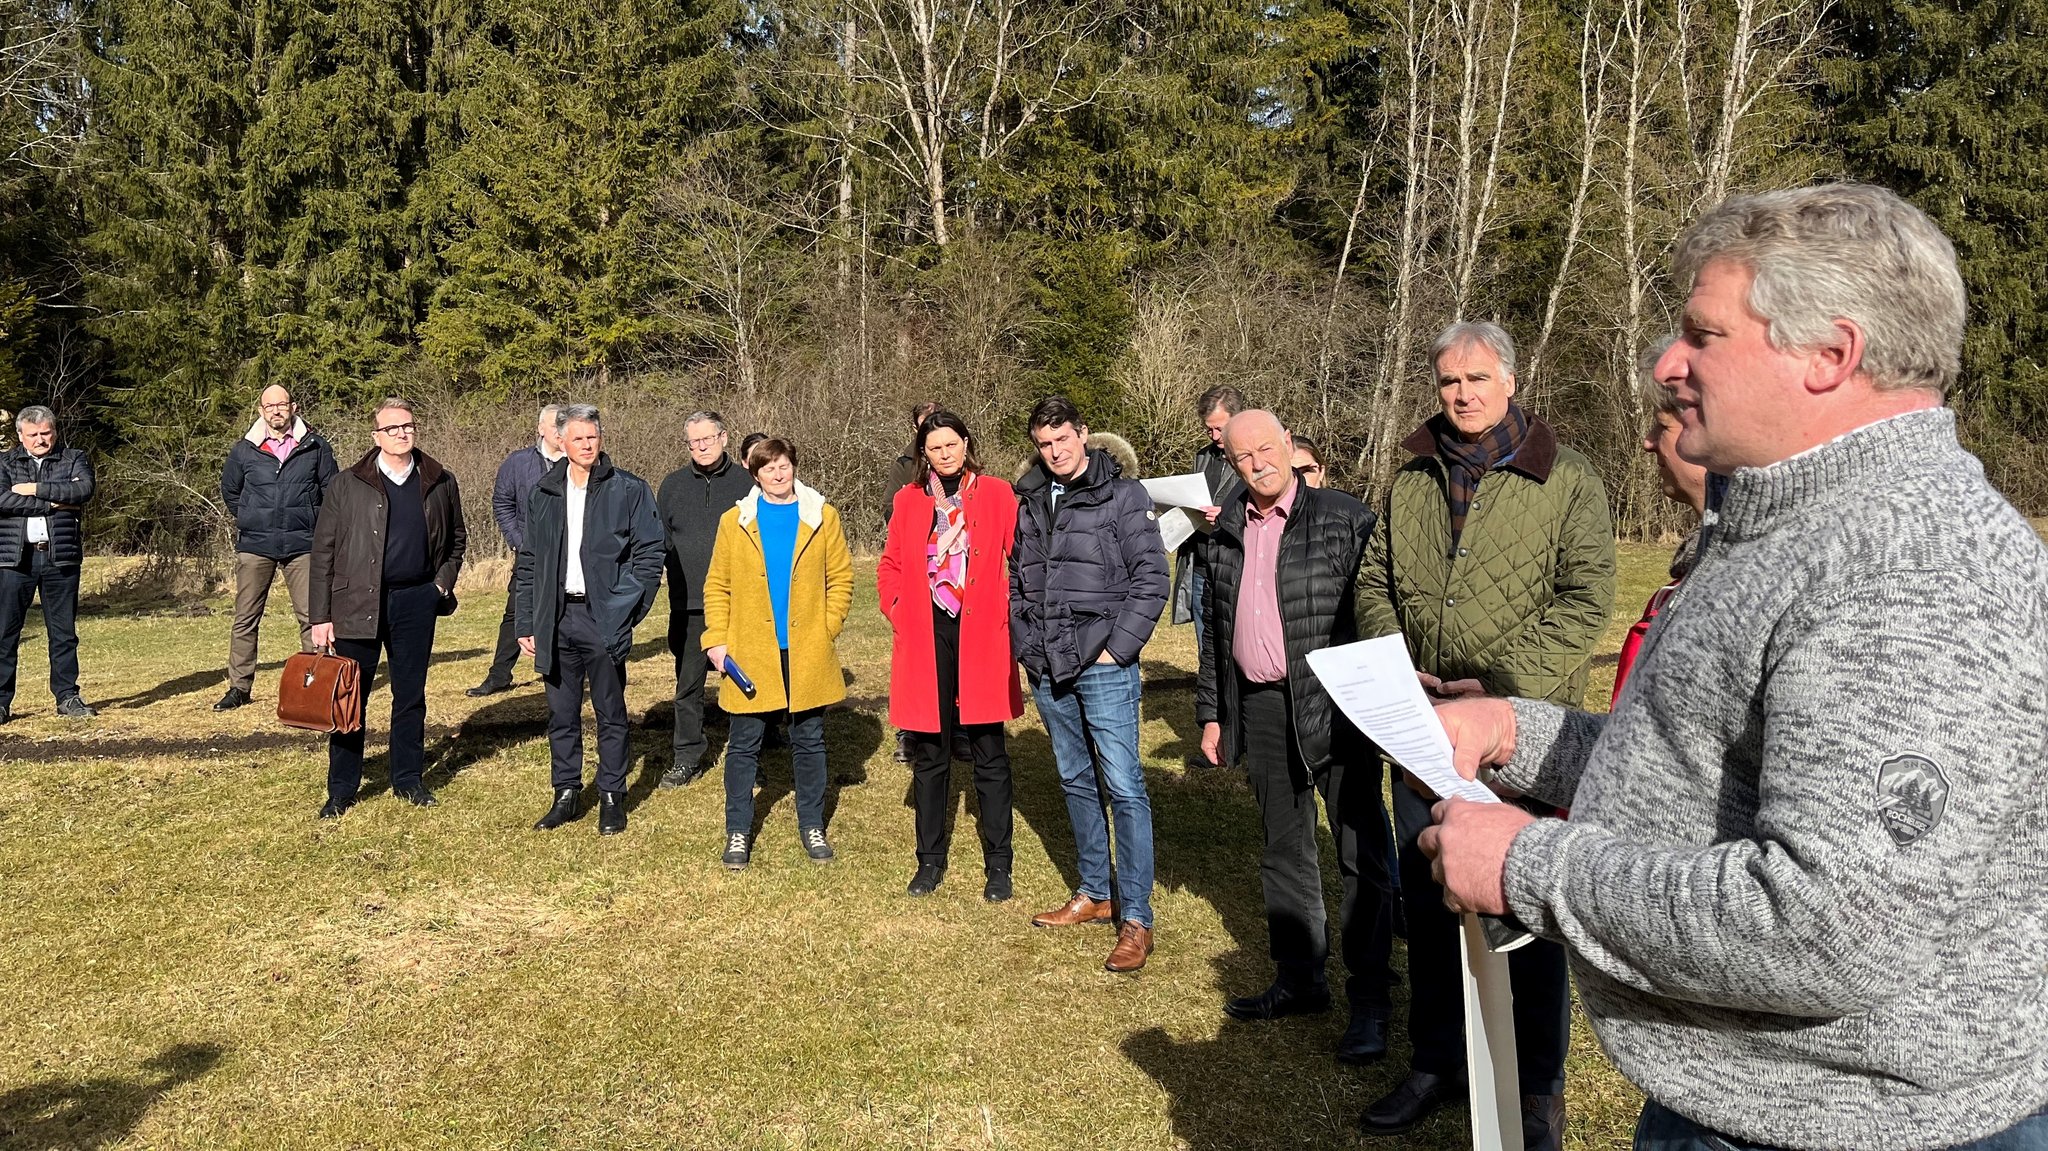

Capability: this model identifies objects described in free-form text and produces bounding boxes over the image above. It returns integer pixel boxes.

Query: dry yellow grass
[0,549,1672,1149]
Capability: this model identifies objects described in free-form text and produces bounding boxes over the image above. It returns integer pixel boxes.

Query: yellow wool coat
[701,483,854,714]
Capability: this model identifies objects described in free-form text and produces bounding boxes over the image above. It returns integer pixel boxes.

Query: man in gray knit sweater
[1420,183,2048,1151]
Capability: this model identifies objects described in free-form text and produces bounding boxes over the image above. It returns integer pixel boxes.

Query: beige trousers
[227,551,313,692]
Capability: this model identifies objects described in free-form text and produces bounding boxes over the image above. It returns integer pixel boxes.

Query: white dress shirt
[564,473,589,596]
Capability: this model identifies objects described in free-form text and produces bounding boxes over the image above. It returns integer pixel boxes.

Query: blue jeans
[1033,660,1155,928]
[1634,1100,2048,1150]
[724,648,828,836]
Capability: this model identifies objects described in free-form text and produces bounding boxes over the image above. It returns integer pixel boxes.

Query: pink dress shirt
[1231,480,1297,684]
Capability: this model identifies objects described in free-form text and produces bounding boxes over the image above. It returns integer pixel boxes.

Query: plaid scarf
[926,471,973,616]
[1433,403,1529,550]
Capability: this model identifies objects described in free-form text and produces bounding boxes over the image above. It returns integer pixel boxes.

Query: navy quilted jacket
[1011,449,1169,682]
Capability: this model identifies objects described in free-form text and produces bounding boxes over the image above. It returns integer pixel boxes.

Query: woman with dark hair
[1290,433,1328,489]
[876,410,1024,901]
[701,436,854,870]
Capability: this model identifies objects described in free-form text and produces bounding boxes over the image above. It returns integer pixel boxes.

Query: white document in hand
[1156,506,1200,553]
[1304,635,1498,805]
[1141,472,1214,510]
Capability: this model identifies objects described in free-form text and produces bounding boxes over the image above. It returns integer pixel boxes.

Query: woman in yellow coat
[702,437,854,870]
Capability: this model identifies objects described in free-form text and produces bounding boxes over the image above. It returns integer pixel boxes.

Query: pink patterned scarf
[926,471,973,616]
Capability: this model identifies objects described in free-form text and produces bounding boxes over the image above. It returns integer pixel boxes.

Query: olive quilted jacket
[1356,414,1616,705]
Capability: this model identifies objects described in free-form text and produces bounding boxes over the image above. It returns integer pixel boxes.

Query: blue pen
[722,656,757,697]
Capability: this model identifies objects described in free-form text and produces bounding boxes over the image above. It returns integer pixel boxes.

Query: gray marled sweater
[1498,409,2048,1150]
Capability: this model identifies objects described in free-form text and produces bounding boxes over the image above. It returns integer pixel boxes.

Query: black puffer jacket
[1194,482,1376,774]
[309,451,467,639]
[0,444,94,569]
[1011,448,1169,683]
[221,421,338,560]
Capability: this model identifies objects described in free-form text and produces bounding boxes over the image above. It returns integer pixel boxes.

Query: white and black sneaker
[801,826,834,863]
[722,832,752,871]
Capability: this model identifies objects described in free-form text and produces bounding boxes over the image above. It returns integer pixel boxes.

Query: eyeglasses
[260,401,295,411]
[375,422,417,436]
[687,434,725,449]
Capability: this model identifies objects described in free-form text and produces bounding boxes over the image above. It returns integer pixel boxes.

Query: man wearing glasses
[654,410,754,786]
[308,398,468,819]
[215,385,338,711]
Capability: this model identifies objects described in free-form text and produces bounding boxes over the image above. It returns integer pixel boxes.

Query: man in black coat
[216,384,338,711]
[1194,409,1395,1065]
[518,404,664,836]
[468,404,562,697]
[653,409,754,785]
[1011,395,1169,973]
[0,405,97,721]
[308,398,467,818]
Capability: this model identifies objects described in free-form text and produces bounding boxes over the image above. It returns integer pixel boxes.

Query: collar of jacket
[535,452,616,496]
[348,447,447,490]
[1401,409,1559,482]
[736,481,824,529]
[691,454,735,478]
[244,415,311,447]
[1014,447,1119,497]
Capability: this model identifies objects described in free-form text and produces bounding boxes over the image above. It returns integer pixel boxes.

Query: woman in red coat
[877,410,1024,902]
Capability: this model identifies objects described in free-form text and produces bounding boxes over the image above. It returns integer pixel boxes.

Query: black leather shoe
[906,863,945,896]
[394,785,437,807]
[465,681,512,698]
[1359,1070,1467,1136]
[1335,1012,1390,1065]
[597,791,626,835]
[533,787,582,830]
[1224,980,1333,1022]
[213,687,251,711]
[0,705,12,725]
[659,760,707,789]
[318,795,353,820]
[1522,1093,1566,1151]
[982,868,1013,903]
[893,730,913,763]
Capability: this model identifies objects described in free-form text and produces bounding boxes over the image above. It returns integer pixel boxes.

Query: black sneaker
[318,795,354,820]
[982,868,1013,903]
[55,697,96,719]
[394,785,437,808]
[659,760,707,789]
[213,687,252,711]
[722,831,752,870]
[801,826,834,862]
[907,863,945,896]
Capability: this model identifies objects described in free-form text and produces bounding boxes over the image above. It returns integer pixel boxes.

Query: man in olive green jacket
[1354,321,1615,1151]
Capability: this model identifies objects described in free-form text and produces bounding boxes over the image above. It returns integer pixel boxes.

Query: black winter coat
[1011,448,1170,683]
[221,424,338,560]
[1194,482,1376,775]
[310,451,468,639]
[0,445,94,569]
[655,455,753,613]
[517,454,665,673]
[490,443,553,555]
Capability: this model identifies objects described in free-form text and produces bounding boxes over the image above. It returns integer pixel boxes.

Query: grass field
[0,545,1677,1150]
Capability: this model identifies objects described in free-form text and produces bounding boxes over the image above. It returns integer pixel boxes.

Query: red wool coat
[877,474,1025,732]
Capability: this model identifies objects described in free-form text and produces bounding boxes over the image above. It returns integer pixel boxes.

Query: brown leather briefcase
[277,649,362,734]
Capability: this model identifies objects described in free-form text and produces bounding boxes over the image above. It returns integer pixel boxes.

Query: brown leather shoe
[1105,920,1154,972]
[1032,893,1114,928]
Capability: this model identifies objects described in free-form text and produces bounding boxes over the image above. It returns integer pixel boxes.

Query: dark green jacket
[1356,414,1616,705]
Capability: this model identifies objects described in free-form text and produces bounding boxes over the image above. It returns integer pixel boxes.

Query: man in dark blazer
[309,398,467,818]
[0,405,97,722]
[1195,408,1394,1065]
[518,404,664,836]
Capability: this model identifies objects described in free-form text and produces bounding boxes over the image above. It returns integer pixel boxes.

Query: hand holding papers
[1304,635,1497,805]
[1143,472,1217,554]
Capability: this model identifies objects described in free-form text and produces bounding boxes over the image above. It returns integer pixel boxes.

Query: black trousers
[1392,765,1572,1095]
[482,568,521,688]
[910,605,1012,870]
[1240,678,1395,1013]
[328,580,440,803]
[670,608,713,770]
[0,549,81,709]
[545,600,631,793]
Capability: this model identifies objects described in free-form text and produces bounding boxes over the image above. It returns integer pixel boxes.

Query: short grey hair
[683,410,725,434]
[16,405,55,430]
[536,403,561,431]
[1431,321,1517,378]
[1673,183,1966,396]
[556,403,602,435]
[1639,334,1682,419]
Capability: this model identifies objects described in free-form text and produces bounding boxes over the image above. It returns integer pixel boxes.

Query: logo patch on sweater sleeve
[1875,754,1950,846]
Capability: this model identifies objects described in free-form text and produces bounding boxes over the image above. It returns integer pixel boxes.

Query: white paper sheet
[1303,635,1499,805]
[1156,506,1199,553]
[1141,472,1215,509]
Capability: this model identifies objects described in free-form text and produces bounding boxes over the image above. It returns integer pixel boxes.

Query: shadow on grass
[92,646,490,712]
[0,1041,223,1150]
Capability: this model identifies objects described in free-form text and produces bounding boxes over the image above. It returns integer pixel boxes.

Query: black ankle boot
[533,787,582,830]
[597,790,627,835]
